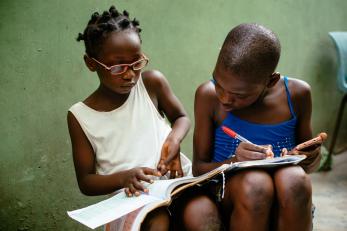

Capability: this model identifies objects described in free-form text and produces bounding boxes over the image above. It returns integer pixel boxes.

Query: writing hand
[157,138,183,178]
[123,167,161,197]
[235,142,274,162]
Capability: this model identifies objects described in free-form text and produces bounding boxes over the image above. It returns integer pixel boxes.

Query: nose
[219,92,235,105]
[122,68,136,81]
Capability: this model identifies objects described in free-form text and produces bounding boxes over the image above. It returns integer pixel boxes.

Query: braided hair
[77,6,142,58]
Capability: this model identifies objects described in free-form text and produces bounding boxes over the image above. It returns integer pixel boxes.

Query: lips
[222,104,234,111]
[121,83,135,89]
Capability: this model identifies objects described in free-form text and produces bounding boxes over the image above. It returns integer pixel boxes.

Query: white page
[67,192,160,229]
[229,155,306,170]
[146,176,194,199]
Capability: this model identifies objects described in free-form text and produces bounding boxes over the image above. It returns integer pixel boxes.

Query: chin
[222,104,234,111]
[118,88,132,94]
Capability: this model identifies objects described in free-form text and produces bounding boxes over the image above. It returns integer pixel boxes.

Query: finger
[260,145,274,157]
[297,146,321,158]
[244,151,266,160]
[281,148,288,157]
[288,149,299,155]
[157,163,168,176]
[134,191,141,197]
[124,188,132,197]
[177,168,183,178]
[140,168,161,183]
[243,143,270,154]
[128,184,137,196]
[132,180,146,192]
[157,160,163,169]
[142,167,162,177]
[266,145,274,157]
[170,170,176,179]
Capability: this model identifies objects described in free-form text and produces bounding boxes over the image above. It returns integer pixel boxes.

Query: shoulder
[286,77,312,100]
[195,80,218,104]
[286,77,312,116]
[141,70,169,91]
[194,81,220,119]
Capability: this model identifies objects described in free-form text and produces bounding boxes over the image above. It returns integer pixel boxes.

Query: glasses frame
[91,54,149,76]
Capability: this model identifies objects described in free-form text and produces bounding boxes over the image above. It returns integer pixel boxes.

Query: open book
[67,155,305,230]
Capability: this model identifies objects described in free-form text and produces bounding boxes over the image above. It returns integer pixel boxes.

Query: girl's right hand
[123,167,161,197]
[234,142,274,162]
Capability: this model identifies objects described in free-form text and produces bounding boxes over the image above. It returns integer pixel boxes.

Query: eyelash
[215,84,248,99]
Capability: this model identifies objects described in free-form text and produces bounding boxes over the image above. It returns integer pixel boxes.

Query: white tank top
[69,76,192,176]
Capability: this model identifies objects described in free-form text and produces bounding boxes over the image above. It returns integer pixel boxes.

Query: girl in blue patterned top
[190,23,321,231]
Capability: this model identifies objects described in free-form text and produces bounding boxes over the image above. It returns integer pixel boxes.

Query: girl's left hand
[157,138,183,178]
[281,146,322,173]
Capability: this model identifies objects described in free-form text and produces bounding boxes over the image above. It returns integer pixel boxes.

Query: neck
[95,84,130,106]
[251,87,269,107]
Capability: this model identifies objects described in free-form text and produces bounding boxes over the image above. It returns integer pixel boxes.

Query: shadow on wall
[309,35,347,152]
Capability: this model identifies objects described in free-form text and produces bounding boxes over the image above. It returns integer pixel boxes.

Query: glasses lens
[132,59,148,70]
[110,66,126,75]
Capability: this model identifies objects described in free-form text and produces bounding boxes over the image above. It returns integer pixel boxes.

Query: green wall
[1,0,346,230]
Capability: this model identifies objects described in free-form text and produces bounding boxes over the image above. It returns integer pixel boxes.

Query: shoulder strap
[283,76,296,117]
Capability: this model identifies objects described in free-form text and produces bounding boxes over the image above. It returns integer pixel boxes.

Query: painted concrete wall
[0,0,346,230]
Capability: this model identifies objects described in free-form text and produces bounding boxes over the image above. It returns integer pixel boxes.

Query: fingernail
[144,188,149,193]
[135,191,140,196]
[150,179,154,183]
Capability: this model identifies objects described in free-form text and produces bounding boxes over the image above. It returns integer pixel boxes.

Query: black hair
[76,6,142,58]
[219,23,281,81]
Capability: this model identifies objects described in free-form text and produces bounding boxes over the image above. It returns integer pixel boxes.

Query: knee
[275,167,312,208]
[182,195,221,231]
[232,171,274,212]
[141,207,169,231]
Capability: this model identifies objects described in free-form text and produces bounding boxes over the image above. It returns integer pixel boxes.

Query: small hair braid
[76,6,142,58]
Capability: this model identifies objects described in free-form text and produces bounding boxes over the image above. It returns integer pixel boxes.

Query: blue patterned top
[213,77,297,162]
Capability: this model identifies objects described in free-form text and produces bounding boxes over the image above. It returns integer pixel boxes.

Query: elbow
[77,179,99,196]
[78,184,94,196]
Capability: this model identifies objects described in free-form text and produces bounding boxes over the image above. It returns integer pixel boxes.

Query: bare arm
[193,82,235,176]
[142,70,191,176]
[290,79,321,173]
[67,112,159,196]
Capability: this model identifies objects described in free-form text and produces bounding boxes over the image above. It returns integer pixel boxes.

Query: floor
[311,151,347,231]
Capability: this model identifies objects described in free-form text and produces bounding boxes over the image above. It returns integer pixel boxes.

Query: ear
[267,72,281,88]
[84,54,97,72]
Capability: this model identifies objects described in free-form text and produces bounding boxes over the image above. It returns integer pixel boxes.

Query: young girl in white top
[67,6,194,230]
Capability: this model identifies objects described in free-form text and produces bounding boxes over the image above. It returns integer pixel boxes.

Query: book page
[67,177,195,229]
[227,155,306,171]
[67,192,161,229]
[146,176,195,199]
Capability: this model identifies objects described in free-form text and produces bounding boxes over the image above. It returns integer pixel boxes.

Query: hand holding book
[282,133,328,173]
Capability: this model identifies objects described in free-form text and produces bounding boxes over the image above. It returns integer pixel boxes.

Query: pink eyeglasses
[91,54,149,75]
